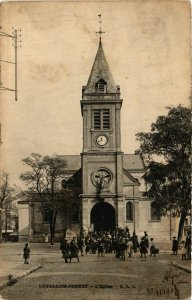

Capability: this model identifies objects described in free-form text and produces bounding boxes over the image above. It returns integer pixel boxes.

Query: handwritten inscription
[146,263,189,299]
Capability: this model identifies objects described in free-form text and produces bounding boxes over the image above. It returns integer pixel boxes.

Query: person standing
[69,240,79,262]
[132,233,139,253]
[144,231,149,249]
[97,239,104,257]
[185,231,191,260]
[120,238,127,261]
[180,241,187,260]
[127,238,133,258]
[140,237,148,260]
[77,236,84,256]
[172,237,178,255]
[149,238,157,257]
[60,239,70,263]
[23,243,30,264]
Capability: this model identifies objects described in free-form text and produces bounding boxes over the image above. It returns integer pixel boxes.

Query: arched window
[96,79,107,93]
[126,202,133,221]
[150,203,161,221]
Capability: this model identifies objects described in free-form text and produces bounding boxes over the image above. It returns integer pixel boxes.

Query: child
[172,237,178,255]
[23,243,30,264]
[150,238,158,257]
[97,239,104,257]
[180,241,187,260]
[127,238,133,258]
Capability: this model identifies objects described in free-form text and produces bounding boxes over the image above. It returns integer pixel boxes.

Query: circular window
[92,168,113,189]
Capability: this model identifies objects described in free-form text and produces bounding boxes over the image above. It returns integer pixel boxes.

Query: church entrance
[90,202,115,232]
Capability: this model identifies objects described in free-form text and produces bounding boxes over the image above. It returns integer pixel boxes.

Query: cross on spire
[96,14,105,42]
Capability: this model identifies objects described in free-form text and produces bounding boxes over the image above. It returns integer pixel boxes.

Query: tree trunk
[50,210,58,246]
[177,211,187,243]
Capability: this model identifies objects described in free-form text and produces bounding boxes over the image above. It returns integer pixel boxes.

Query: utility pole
[0,27,21,101]
[0,123,2,145]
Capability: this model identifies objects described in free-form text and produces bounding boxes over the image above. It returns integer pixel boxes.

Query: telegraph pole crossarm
[0,27,21,101]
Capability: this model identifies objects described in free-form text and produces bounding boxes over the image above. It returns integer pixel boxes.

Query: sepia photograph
[0,1,191,299]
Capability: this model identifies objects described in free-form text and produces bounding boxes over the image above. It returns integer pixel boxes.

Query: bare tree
[20,153,69,245]
[0,172,16,242]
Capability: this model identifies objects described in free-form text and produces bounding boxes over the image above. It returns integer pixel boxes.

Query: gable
[123,169,140,186]
[62,168,82,189]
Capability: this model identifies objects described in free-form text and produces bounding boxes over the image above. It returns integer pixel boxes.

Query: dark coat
[60,241,69,253]
[97,240,104,253]
[70,243,79,256]
[185,234,191,247]
[140,240,148,254]
[172,240,178,252]
[23,246,30,259]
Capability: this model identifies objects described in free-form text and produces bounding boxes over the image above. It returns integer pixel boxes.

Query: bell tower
[80,30,124,231]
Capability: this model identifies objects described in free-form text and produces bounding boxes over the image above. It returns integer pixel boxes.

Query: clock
[96,135,108,146]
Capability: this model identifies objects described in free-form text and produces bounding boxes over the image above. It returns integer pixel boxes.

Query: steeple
[84,40,119,94]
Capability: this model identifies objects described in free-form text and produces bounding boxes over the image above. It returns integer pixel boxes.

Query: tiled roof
[58,155,81,171]
[58,154,145,171]
[123,154,145,171]
[84,41,118,93]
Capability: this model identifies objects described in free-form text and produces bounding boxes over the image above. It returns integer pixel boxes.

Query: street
[0,244,191,300]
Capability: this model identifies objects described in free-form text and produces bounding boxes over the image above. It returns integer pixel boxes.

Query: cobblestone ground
[0,251,191,300]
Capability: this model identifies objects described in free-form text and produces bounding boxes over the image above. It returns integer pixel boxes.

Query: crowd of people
[22,228,191,264]
[59,227,191,263]
[59,227,161,263]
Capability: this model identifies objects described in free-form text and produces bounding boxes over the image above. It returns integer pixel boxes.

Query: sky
[0,0,190,187]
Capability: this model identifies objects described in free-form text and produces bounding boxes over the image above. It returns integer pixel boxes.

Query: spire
[84,14,118,94]
[85,39,118,93]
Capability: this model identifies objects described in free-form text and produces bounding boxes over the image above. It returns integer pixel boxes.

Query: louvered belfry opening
[93,109,110,130]
[96,79,107,93]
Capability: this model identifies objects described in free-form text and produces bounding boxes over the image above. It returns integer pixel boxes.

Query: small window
[126,202,133,221]
[150,203,161,221]
[96,79,107,93]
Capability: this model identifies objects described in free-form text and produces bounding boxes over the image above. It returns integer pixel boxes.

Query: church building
[18,37,179,242]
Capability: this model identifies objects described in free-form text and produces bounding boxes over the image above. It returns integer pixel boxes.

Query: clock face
[96,135,108,146]
[92,168,112,189]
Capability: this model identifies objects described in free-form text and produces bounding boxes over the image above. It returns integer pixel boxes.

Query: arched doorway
[90,202,115,232]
